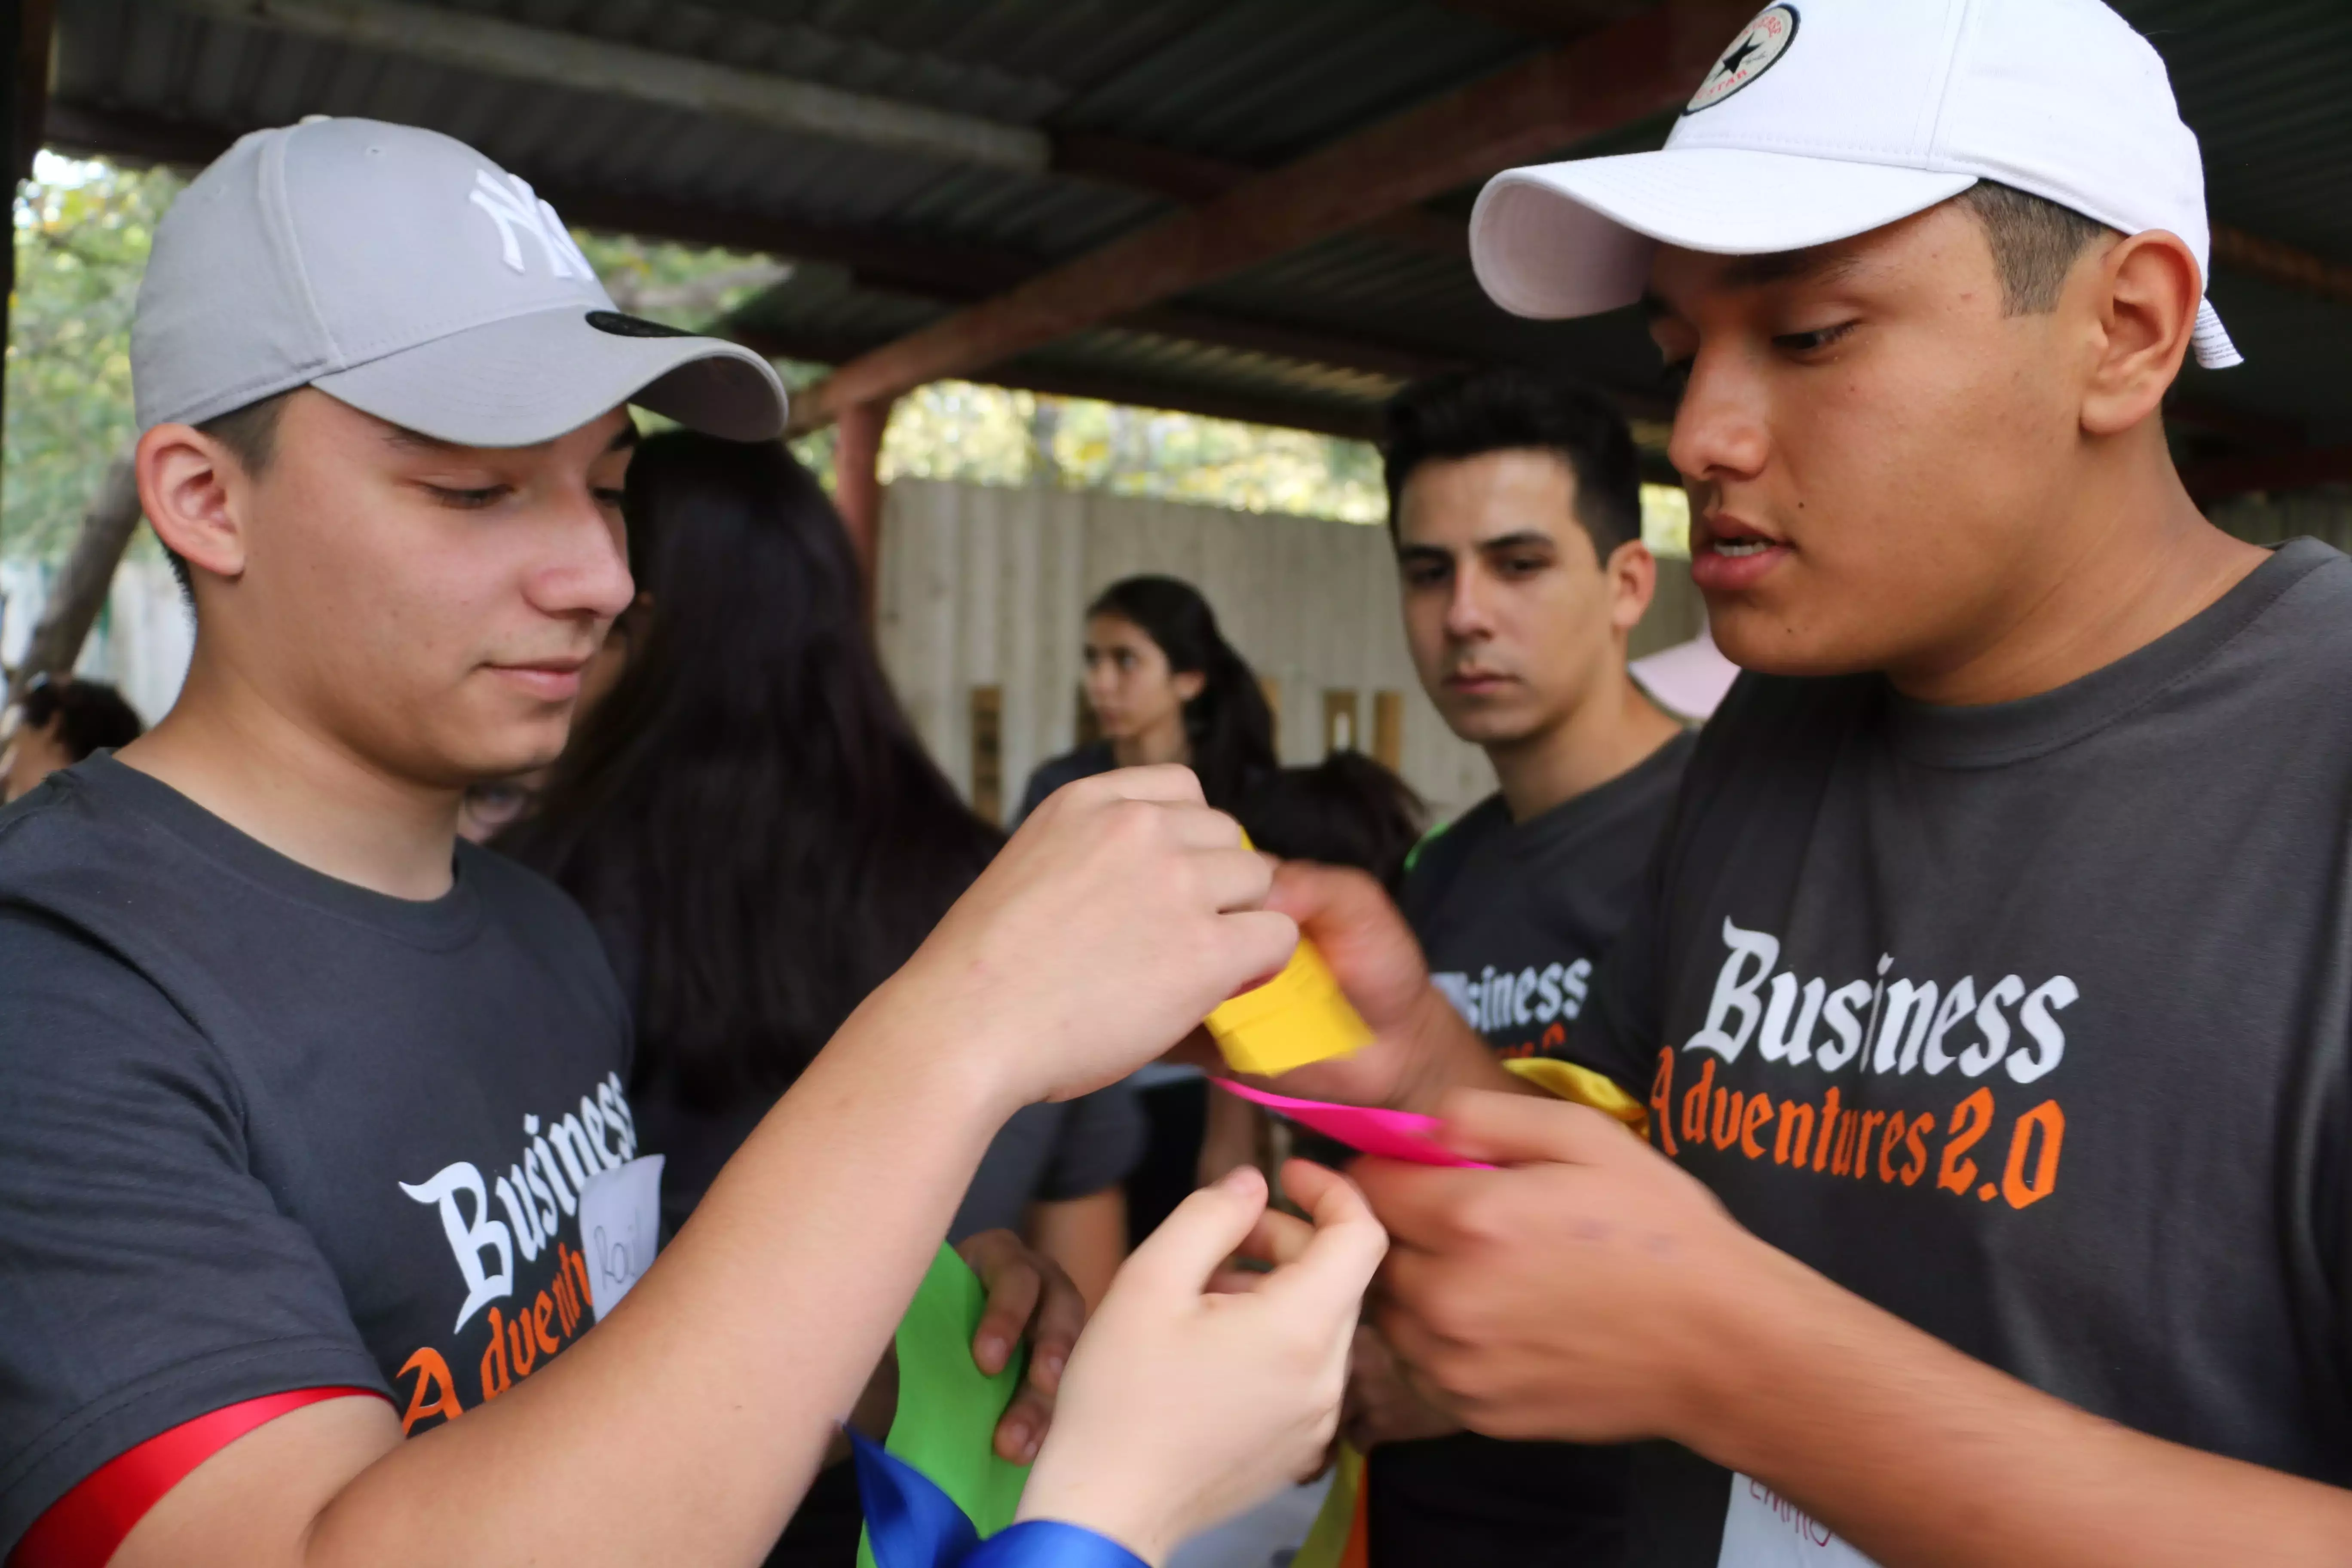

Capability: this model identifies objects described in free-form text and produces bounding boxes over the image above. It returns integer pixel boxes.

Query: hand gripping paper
[1204,834,1373,1076]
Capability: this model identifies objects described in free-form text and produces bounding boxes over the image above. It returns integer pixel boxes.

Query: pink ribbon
[1216,1081,1491,1168]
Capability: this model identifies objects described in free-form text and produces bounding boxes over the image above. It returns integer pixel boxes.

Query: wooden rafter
[787,0,1755,433]
[2212,226,2352,310]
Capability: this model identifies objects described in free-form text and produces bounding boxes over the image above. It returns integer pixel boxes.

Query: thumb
[1112,1165,1271,1303]
[1436,1088,1643,1168]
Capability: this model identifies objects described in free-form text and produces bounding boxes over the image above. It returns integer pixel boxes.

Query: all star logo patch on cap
[1684,4,1799,114]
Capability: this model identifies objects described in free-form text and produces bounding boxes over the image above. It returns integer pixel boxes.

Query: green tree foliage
[4,155,182,563]
[879,386,1388,524]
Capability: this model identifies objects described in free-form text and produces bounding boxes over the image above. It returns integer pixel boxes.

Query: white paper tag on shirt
[578,1153,663,1323]
[1718,1475,1881,1568]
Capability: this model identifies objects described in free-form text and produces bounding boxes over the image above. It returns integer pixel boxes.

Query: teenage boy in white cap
[0,118,1386,1568]
[1258,0,2352,1561]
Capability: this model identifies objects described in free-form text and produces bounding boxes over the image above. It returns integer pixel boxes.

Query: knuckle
[1451,1190,1514,1247]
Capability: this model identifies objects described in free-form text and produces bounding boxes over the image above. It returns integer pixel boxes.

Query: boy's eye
[1661,359,1693,398]
[426,484,508,509]
[593,487,626,508]
[1773,322,1858,354]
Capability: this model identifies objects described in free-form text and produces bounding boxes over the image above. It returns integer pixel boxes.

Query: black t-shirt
[1371,731,1695,1567]
[1014,743,1115,826]
[0,756,636,1556]
[1563,538,2352,1565]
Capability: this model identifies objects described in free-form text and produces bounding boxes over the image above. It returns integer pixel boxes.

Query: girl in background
[1017,575,1280,1246]
[1017,575,1277,821]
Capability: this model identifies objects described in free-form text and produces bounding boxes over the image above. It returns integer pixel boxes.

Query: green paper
[856,1244,1032,1567]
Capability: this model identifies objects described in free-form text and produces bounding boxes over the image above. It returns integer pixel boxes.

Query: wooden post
[832,396,894,623]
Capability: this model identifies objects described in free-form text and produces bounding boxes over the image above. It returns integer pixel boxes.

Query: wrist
[829,958,1030,1124]
[1654,1231,1836,1466]
[1014,1469,1173,1568]
[1390,985,1510,1112]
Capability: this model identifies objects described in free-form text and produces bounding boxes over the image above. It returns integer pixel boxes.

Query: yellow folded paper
[1206,936,1373,1076]
[1205,831,1373,1076]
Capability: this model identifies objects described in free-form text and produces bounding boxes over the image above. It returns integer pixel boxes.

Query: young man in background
[1348,370,1689,1564]
[1270,0,2352,1561]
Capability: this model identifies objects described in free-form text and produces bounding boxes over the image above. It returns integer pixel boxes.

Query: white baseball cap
[132,117,789,444]
[1470,0,2243,370]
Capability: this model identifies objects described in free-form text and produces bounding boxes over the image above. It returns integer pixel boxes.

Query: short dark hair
[17,674,144,761]
[161,390,296,597]
[1957,181,2115,315]
[1382,369,1643,556]
[1236,751,1427,891]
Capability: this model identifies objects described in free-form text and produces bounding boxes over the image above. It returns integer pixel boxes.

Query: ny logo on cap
[469,170,595,282]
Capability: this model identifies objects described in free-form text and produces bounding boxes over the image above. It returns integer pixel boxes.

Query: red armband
[11,1387,387,1568]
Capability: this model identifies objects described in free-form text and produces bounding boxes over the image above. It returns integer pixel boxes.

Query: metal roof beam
[44,99,1457,398]
[787,0,1752,433]
[162,0,1467,261]
[170,0,1051,173]
[1050,131,1467,260]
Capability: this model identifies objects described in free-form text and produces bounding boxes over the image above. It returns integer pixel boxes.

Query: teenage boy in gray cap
[0,118,1378,1568]
[1258,0,2352,1562]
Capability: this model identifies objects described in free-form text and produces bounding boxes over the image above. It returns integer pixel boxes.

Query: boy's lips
[1692,514,1792,594]
[1445,668,1515,695]
[488,657,588,701]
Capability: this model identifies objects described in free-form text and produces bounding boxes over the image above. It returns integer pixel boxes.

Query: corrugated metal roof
[40,0,2352,462]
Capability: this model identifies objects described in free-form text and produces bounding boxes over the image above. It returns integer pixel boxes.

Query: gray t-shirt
[0,756,636,1555]
[1561,539,2352,1563]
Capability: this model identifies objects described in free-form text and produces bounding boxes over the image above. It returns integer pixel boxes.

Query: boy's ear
[2078,229,2201,439]
[1605,539,1659,637]
[137,423,254,583]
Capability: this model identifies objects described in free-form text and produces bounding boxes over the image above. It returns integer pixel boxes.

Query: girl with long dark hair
[500,432,1145,1561]
[1015,575,1277,821]
[1015,576,1278,1244]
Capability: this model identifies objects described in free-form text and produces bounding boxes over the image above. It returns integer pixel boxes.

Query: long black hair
[1087,575,1277,812]
[501,431,999,1112]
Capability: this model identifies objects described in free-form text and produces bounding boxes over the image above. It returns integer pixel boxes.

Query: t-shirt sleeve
[1033,1082,1146,1203]
[0,910,388,1556]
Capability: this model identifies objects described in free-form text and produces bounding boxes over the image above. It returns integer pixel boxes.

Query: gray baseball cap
[132,117,787,445]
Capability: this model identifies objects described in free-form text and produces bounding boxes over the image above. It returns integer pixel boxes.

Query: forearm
[1693,1246,2352,1568]
[310,985,1016,1568]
